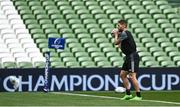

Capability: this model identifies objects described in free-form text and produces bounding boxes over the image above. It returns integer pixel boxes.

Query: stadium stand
[0,0,180,68]
[167,0,180,17]
[167,0,180,8]
[0,0,45,68]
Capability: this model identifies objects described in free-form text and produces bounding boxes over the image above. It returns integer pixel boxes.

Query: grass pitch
[0,91,180,106]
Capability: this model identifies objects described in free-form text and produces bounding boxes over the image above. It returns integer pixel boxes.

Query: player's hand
[111,28,119,37]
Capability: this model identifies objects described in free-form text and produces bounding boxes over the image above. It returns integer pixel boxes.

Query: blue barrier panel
[0,68,179,92]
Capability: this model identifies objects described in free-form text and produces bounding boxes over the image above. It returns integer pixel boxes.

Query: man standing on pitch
[111,19,142,100]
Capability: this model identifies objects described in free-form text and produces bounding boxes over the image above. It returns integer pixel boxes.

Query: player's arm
[111,28,121,45]
[114,34,120,45]
[120,31,128,41]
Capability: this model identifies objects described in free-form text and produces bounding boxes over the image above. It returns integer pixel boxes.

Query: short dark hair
[118,19,127,26]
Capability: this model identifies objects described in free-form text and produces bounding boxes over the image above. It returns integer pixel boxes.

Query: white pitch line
[51,92,180,105]
[52,92,121,100]
[142,99,180,105]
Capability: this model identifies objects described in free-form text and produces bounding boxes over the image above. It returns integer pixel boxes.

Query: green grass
[0,91,180,106]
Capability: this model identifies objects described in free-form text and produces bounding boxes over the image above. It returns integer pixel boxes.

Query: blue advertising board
[48,38,65,49]
[0,68,179,92]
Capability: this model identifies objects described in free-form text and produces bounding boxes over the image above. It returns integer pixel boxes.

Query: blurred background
[0,0,180,69]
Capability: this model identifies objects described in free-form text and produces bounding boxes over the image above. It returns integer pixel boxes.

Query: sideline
[52,92,180,105]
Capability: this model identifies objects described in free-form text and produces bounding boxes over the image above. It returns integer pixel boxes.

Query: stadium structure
[0,0,180,106]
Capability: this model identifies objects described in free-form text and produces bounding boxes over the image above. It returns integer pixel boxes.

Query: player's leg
[120,58,130,90]
[129,72,140,92]
[129,52,142,100]
[120,70,133,100]
[129,72,142,100]
[120,70,129,90]
[120,58,133,100]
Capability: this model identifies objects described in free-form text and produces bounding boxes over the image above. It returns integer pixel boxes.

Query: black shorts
[122,52,140,73]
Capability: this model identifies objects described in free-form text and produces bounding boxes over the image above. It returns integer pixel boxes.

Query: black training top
[119,30,137,55]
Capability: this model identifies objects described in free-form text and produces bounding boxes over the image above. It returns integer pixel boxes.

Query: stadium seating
[0,0,180,68]
[167,0,180,8]
[0,0,45,68]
